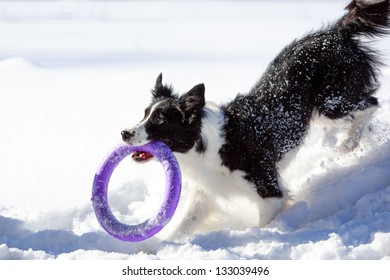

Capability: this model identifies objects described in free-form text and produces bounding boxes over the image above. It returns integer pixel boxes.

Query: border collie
[121,0,390,238]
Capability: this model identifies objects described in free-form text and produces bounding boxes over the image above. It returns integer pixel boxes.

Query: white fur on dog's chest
[175,149,257,198]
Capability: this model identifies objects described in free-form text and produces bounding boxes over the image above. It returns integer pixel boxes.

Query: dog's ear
[151,73,173,99]
[179,84,205,122]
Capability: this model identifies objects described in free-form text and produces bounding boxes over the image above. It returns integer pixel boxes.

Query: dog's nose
[121,130,134,142]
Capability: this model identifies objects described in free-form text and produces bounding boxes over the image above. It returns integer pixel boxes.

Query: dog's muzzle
[121,130,154,162]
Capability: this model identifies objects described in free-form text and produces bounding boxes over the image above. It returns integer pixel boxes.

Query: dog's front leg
[245,158,286,227]
[168,189,213,240]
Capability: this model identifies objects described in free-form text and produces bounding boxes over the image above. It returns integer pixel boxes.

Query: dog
[121,0,390,238]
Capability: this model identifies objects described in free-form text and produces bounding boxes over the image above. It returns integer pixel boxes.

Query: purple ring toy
[91,141,181,242]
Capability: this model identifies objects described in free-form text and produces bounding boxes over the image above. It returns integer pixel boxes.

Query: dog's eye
[155,115,165,125]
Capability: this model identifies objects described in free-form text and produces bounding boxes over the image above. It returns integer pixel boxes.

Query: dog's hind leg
[316,76,379,151]
[340,103,378,151]
[255,197,285,227]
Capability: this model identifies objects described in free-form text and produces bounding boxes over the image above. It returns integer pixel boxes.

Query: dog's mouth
[131,151,154,162]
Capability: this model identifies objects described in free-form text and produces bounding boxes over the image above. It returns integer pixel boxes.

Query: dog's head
[121,73,205,162]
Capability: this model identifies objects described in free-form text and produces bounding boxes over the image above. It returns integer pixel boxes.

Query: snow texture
[0,0,389,260]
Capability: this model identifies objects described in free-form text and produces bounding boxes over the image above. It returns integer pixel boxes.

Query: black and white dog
[121,0,390,237]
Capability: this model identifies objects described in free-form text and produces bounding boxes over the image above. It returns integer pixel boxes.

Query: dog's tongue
[132,151,154,162]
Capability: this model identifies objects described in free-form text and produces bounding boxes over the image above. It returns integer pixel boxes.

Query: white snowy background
[0,0,389,260]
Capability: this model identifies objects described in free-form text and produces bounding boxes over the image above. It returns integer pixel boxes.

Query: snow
[0,0,389,260]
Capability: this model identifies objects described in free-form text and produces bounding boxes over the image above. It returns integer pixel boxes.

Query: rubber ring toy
[91,141,181,242]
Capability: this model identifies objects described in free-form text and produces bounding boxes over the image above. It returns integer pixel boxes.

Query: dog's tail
[344,0,390,36]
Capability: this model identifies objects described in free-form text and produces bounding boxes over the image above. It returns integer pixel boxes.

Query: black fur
[345,0,390,31]
[151,73,175,99]
[220,0,389,198]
